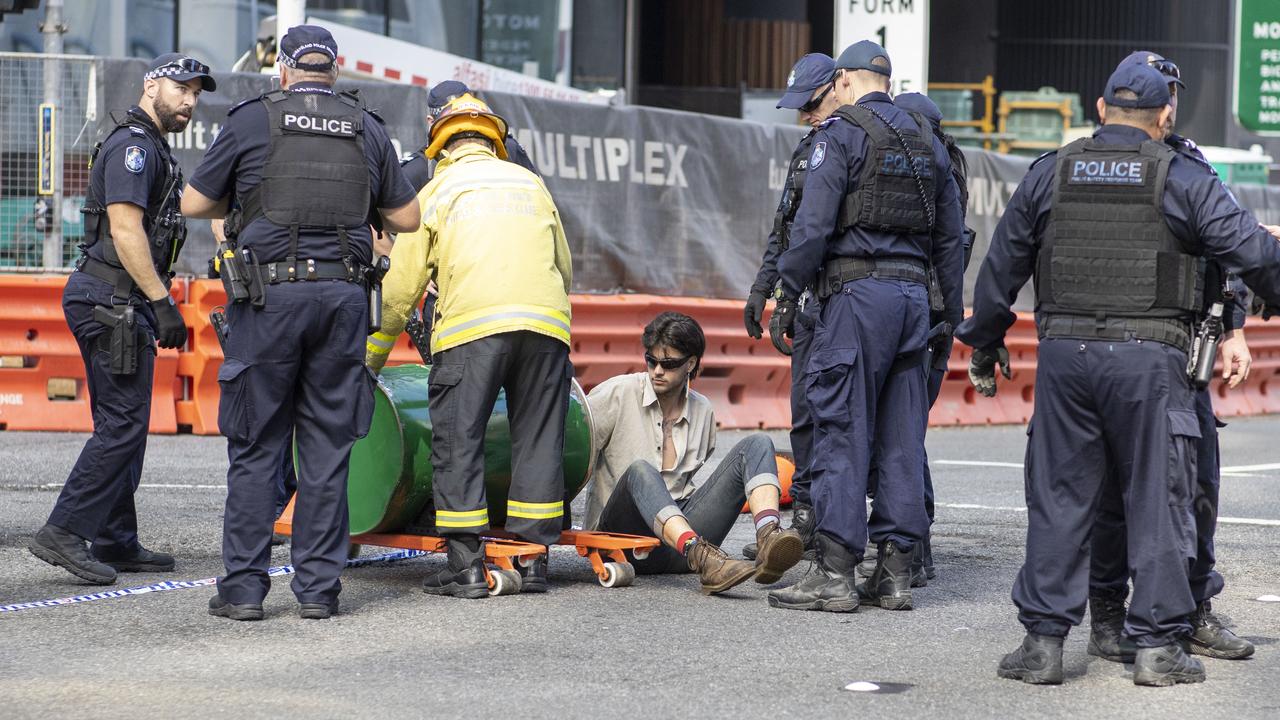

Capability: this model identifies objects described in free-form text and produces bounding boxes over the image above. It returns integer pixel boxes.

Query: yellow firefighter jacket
[365,143,572,370]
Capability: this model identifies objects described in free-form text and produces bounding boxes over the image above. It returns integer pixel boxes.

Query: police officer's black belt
[257,259,361,285]
[77,255,136,296]
[1037,314,1192,353]
[818,256,928,299]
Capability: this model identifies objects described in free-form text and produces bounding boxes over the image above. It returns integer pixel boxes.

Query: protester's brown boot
[754,523,804,584]
[687,540,757,595]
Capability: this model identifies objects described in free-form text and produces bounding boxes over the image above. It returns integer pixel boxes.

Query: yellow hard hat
[425,93,509,160]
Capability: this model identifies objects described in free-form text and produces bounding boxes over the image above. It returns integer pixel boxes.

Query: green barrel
[340,363,595,535]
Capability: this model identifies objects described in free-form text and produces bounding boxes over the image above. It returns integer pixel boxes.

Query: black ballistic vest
[772,132,816,250]
[82,110,185,277]
[1037,138,1202,327]
[238,89,371,257]
[833,104,936,235]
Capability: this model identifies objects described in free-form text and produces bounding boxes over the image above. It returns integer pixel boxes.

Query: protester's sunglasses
[645,353,692,370]
[800,83,834,113]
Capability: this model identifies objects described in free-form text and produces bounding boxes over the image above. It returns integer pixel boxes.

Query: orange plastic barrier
[0,274,181,433]
[175,279,226,434]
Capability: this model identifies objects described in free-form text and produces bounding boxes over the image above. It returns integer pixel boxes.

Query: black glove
[1251,293,1276,321]
[768,298,797,356]
[150,296,188,349]
[968,344,1011,397]
[743,289,768,339]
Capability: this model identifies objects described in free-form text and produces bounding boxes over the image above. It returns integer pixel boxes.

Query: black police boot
[1087,596,1137,663]
[422,536,489,599]
[28,523,116,585]
[299,597,339,620]
[766,532,859,613]
[516,553,549,594]
[1132,643,1206,687]
[208,593,265,621]
[1188,600,1255,659]
[857,540,914,610]
[93,544,176,573]
[742,501,815,562]
[997,633,1064,685]
[921,534,935,580]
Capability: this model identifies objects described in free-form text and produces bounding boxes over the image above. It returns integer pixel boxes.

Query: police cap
[894,92,943,127]
[835,40,891,77]
[428,80,471,116]
[1117,51,1185,88]
[1104,63,1172,109]
[278,25,338,71]
[146,53,216,92]
[777,54,835,109]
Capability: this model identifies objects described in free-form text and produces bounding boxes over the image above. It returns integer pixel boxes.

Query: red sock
[753,508,780,532]
[676,530,697,555]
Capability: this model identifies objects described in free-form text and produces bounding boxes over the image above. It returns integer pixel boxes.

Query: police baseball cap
[278,25,338,71]
[894,92,943,126]
[835,40,891,77]
[145,53,216,92]
[1104,63,1172,108]
[1117,50,1185,88]
[428,80,471,115]
[777,54,835,109]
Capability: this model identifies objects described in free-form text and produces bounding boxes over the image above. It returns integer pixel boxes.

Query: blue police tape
[0,548,427,614]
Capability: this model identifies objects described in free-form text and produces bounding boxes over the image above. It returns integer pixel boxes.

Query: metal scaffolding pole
[41,0,66,269]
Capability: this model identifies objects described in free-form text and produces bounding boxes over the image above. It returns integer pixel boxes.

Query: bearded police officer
[741,53,840,564]
[399,80,538,193]
[1086,51,1256,666]
[767,41,966,613]
[28,54,215,585]
[958,63,1280,686]
[182,25,419,620]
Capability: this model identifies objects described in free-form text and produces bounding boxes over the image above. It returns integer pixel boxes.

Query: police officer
[27,54,214,585]
[858,91,975,585]
[958,63,1280,686]
[766,41,966,613]
[1087,51,1256,664]
[399,80,538,193]
[182,25,419,620]
[741,53,840,563]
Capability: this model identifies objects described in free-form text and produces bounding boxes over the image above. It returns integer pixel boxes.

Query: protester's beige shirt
[583,372,717,529]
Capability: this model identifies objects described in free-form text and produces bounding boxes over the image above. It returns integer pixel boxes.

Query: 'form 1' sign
[833,0,930,96]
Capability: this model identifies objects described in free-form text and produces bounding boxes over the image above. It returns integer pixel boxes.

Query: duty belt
[818,256,929,299]
[1037,315,1192,353]
[257,259,361,285]
[76,255,136,300]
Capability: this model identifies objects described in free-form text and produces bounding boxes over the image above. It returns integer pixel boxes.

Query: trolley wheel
[632,548,650,561]
[488,568,524,596]
[347,543,363,560]
[599,561,636,588]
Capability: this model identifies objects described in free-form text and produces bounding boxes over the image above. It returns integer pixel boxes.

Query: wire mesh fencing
[0,52,99,272]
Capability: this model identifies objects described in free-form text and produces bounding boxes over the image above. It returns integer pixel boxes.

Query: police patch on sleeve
[810,141,827,170]
[123,145,147,174]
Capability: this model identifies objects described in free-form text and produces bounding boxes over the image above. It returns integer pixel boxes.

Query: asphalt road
[1,419,1277,719]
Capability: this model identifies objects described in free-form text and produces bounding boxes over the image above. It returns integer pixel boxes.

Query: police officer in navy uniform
[399,79,538,193]
[859,91,975,585]
[741,53,840,563]
[182,25,419,621]
[1087,51,1256,664]
[767,41,966,613]
[27,54,214,585]
[958,63,1280,686]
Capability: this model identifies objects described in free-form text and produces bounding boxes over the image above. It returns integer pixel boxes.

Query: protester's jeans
[596,434,778,574]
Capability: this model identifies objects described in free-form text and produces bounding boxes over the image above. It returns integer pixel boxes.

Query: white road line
[2,482,225,491]
[936,502,1280,526]
[934,459,1277,478]
[933,460,1024,469]
[1220,462,1280,473]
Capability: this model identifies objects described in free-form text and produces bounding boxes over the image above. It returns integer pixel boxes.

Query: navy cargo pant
[429,331,570,565]
[808,277,930,556]
[787,302,816,506]
[47,271,156,558]
[1015,338,1197,647]
[216,281,374,606]
[1089,386,1223,605]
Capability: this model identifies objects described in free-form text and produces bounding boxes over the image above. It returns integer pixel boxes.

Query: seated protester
[584,312,804,595]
